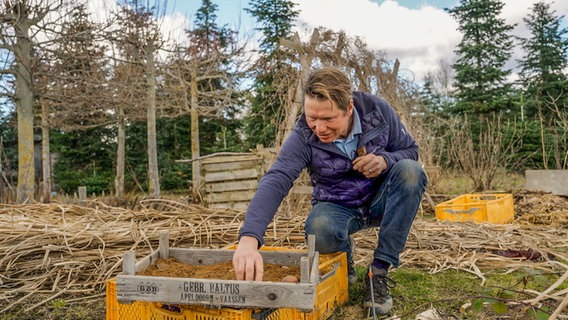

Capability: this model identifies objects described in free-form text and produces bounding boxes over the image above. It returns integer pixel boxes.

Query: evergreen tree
[517,2,568,169]
[517,1,568,121]
[243,0,299,149]
[421,60,456,115]
[190,0,243,155]
[447,0,515,114]
[245,0,299,54]
[161,0,244,196]
[51,127,116,195]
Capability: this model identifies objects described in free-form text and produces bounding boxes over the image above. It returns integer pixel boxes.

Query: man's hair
[304,68,352,112]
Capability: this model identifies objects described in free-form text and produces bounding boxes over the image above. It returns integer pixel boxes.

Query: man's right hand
[232,236,264,281]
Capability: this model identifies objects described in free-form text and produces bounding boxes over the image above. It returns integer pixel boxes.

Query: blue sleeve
[238,129,311,246]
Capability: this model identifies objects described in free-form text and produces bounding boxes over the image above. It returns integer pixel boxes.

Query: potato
[281,275,299,283]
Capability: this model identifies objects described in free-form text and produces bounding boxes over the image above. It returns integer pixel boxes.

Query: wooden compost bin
[201,154,265,210]
[113,232,347,313]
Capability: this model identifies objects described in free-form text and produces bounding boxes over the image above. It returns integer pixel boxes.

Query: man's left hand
[353,154,387,178]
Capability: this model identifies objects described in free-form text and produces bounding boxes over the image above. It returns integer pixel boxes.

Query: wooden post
[300,256,309,283]
[78,186,87,203]
[123,251,136,275]
[159,231,169,259]
[307,234,316,271]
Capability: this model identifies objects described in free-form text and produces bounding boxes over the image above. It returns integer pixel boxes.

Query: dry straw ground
[0,190,567,317]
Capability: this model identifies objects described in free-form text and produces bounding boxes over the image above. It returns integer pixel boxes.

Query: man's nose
[313,120,325,132]
[314,122,326,132]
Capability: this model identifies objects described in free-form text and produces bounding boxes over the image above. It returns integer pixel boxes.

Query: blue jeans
[304,159,427,267]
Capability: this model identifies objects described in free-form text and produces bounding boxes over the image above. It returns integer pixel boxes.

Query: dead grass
[0,186,566,319]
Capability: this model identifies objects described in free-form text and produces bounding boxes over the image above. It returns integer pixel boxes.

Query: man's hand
[232,236,264,281]
[353,154,388,178]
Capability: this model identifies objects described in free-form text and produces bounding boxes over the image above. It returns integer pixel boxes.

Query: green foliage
[471,298,484,312]
[243,80,281,149]
[51,128,116,195]
[491,301,507,314]
[518,1,568,121]
[243,0,299,149]
[343,266,561,319]
[245,0,299,54]
[55,169,113,196]
[193,0,235,49]
[447,0,515,114]
[529,307,551,320]
[0,111,17,185]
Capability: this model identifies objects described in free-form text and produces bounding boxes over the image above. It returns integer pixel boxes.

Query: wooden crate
[107,247,347,320]
[115,233,344,311]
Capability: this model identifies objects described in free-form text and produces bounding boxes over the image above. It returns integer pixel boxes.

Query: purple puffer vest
[295,91,417,207]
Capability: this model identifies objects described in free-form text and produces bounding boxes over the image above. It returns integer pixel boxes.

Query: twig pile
[0,192,566,315]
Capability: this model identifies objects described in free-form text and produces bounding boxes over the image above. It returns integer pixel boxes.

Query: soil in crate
[137,258,302,282]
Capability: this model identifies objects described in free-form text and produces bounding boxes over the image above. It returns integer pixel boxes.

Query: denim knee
[305,203,356,254]
[393,159,427,191]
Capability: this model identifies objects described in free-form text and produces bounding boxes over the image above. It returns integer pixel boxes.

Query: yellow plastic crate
[435,193,514,224]
[106,251,348,320]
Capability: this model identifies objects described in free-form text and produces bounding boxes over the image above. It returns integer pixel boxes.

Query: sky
[161,0,568,83]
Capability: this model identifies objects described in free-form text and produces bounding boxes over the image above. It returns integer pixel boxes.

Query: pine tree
[245,0,299,54]
[447,0,515,114]
[517,1,568,121]
[243,0,299,148]
[517,1,568,169]
[162,0,243,197]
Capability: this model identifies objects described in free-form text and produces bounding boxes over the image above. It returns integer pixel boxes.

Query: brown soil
[137,257,301,282]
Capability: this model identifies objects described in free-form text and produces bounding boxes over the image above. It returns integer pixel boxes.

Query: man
[232,67,427,316]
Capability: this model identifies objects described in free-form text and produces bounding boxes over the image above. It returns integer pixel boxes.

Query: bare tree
[545,92,568,169]
[35,3,111,202]
[0,0,71,203]
[446,113,526,191]
[107,0,165,199]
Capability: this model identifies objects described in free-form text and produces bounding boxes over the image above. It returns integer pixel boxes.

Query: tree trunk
[41,101,51,203]
[190,67,201,200]
[146,45,160,199]
[15,18,35,204]
[115,107,126,198]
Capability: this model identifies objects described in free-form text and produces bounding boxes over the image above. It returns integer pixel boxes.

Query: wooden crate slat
[201,155,262,164]
[205,190,256,203]
[116,274,316,309]
[202,160,261,173]
[205,180,258,192]
[168,248,307,266]
[204,168,260,183]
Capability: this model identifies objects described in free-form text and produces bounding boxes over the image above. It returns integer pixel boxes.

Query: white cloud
[86,0,118,23]
[159,12,189,49]
[86,0,567,82]
[293,0,568,82]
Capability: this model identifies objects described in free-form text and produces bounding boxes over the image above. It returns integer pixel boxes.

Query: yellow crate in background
[435,193,514,224]
[106,251,348,320]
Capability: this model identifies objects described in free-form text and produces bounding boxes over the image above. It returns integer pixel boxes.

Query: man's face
[304,95,353,143]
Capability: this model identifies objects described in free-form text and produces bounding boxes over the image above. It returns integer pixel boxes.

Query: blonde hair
[304,68,352,112]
